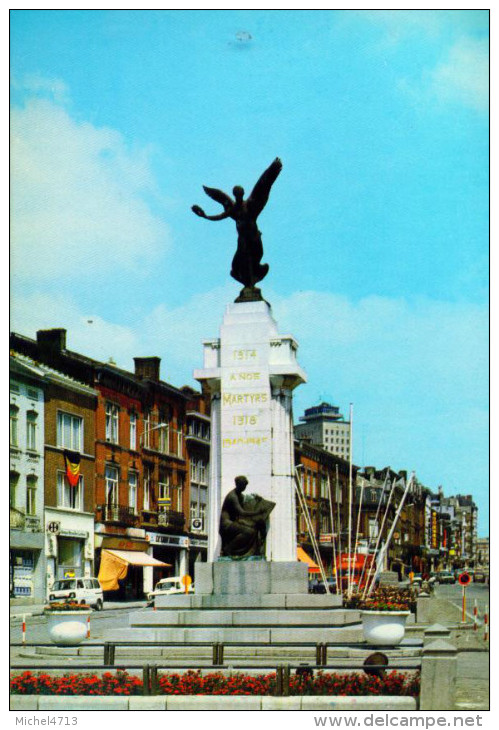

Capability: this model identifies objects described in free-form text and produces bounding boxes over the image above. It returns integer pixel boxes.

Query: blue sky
[10,10,489,532]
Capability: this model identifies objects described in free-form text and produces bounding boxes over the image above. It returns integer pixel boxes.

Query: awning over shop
[297,546,321,574]
[98,549,171,591]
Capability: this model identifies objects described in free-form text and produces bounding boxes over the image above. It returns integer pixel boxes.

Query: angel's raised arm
[247,158,282,217]
[192,205,230,221]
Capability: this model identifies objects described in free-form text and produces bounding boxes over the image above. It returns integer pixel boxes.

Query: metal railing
[10,640,421,697]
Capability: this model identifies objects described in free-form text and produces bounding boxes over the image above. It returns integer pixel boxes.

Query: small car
[473,571,486,583]
[146,576,194,603]
[48,577,104,610]
[435,571,456,584]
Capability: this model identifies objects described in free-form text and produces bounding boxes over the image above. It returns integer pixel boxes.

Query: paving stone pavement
[427,593,489,711]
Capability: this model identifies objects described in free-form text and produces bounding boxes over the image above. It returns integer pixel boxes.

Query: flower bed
[10,670,420,697]
[344,586,416,613]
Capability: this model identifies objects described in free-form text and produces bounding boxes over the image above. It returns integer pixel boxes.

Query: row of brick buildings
[10,328,481,604]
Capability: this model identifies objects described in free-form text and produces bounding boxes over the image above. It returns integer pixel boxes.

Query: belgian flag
[63,450,81,487]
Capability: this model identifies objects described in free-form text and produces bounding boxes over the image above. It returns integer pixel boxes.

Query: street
[433,581,489,624]
[10,602,149,645]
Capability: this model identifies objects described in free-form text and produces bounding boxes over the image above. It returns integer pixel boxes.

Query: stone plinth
[194,300,306,562]
[195,560,308,595]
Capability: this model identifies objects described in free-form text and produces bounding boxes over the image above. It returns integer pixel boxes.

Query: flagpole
[336,465,343,594]
[366,472,415,597]
[362,469,397,599]
[327,472,339,593]
[347,403,353,597]
[357,470,390,590]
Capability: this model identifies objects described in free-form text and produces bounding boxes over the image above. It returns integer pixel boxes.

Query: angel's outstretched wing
[247,158,282,218]
[203,185,234,212]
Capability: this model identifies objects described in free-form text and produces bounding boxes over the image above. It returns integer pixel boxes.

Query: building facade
[294,402,351,461]
[10,355,46,603]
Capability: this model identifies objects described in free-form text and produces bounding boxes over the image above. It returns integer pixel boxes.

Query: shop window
[57,471,83,511]
[26,475,37,515]
[58,537,83,579]
[57,412,83,452]
[26,410,38,451]
[10,405,19,447]
[105,403,119,443]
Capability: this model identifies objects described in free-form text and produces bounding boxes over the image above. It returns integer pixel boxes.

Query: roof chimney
[134,357,161,381]
[37,328,66,353]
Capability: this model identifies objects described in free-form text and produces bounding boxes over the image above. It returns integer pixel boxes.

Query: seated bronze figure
[219,476,275,559]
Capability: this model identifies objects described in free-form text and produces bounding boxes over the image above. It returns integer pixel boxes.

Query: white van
[48,577,104,610]
[146,576,194,603]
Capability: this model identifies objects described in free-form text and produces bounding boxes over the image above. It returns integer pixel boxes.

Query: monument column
[195,301,306,563]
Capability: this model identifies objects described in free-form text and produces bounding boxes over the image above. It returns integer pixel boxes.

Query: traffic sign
[458,572,471,586]
[181,574,192,594]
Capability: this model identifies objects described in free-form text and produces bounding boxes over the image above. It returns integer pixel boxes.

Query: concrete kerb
[10,695,418,711]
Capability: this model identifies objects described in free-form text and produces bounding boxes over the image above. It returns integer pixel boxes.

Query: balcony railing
[10,507,25,530]
[97,504,138,526]
[141,508,185,531]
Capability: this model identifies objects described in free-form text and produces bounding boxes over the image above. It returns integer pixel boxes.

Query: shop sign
[59,530,88,539]
[189,537,208,548]
[148,532,189,548]
[47,521,60,534]
[319,534,333,543]
[101,537,149,551]
[126,527,146,539]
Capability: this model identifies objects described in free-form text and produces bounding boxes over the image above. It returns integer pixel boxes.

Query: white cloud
[10,91,170,284]
[429,37,489,111]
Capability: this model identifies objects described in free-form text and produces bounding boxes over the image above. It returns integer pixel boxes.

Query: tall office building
[294,402,351,460]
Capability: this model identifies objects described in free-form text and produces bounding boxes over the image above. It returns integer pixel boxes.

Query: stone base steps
[131,608,361,627]
[105,624,365,644]
[155,593,343,609]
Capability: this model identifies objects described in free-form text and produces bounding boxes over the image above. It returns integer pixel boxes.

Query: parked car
[47,577,104,610]
[309,577,337,594]
[473,571,487,584]
[146,576,194,603]
[435,571,456,585]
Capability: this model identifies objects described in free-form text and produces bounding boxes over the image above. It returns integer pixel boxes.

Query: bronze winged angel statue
[192,158,282,294]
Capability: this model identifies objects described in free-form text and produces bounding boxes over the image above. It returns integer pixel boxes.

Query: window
[128,471,138,514]
[129,412,137,450]
[158,472,171,511]
[10,382,20,394]
[177,474,184,512]
[57,471,83,510]
[143,412,151,448]
[26,476,37,515]
[57,412,83,452]
[143,467,151,510]
[158,417,170,454]
[10,471,19,508]
[10,405,19,447]
[176,420,184,457]
[27,388,39,400]
[26,411,38,451]
[369,519,378,539]
[105,403,119,443]
[105,465,119,506]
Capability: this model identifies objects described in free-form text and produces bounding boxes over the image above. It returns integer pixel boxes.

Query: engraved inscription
[222,392,268,406]
[232,349,258,361]
[229,371,261,381]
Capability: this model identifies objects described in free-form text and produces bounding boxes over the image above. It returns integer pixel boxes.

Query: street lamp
[140,422,168,448]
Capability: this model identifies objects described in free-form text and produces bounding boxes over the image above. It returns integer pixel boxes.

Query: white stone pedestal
[194,300,306,562]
